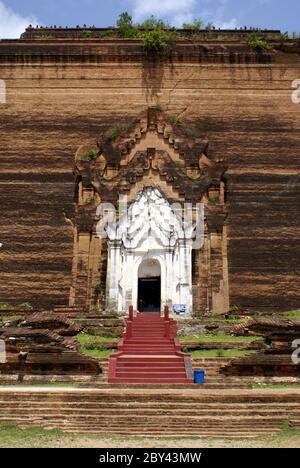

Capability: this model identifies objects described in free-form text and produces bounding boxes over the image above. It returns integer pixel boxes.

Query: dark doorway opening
[138,276,161,312]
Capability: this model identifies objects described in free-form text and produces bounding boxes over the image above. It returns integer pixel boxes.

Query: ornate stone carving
[71,108,229,315]
[97,187,196,249]
[97,187,200,313]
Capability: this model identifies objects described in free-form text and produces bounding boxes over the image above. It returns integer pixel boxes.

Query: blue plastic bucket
[194,370,205,384]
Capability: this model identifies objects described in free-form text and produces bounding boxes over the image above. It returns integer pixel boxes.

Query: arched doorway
[138,259,161,312]
[100,188,194,313]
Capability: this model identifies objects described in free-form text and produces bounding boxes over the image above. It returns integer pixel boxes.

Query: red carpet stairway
[108,307,194,384]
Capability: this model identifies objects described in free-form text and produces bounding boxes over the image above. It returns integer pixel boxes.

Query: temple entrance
[138,276,161,312]
[100,188,195,313]
[138,259,161,312]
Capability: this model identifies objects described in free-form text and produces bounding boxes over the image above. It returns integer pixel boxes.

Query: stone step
[116,362,185,368]
[117,356,183,362]
[115,369,187,375]
[1,401,298,410]
[109,312,192,384]
[0,414,288,426]
[1,407,299,417]
[0,394,299,405]
[40,419,286,427]
[115,372,188,379]
[109,378,194,384]
[1,391,299,404]
[60,430,274,438]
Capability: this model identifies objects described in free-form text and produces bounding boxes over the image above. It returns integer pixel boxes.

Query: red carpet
[108,309,194,384]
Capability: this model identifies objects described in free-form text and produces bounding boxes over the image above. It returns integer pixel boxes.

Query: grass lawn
[205,315,246,323]
[180,334,262,343]
[77,334,118,344]
[282,310,300,320]
[76,333,117,358]
[79,348,112,358]
[0,314,21,322]
[76,333,262,359]
[251,383,300,389]
[190,349,257,358]
[1,423,300,448]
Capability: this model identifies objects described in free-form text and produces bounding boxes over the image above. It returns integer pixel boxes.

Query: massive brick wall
[0,40,299,311]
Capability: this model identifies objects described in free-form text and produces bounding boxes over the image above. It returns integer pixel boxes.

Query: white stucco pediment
[98,187,191,249]
[99,187,195,313]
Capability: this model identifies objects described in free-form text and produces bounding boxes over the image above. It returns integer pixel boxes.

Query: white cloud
[130,0,198,26]
[214,18,238,29]
[127,0,240,28]
[204,1,239,29]
[0,2,38,39]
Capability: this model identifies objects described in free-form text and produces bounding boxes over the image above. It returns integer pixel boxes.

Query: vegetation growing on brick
[277,32,289,42]
[94,282,102,294]
[18,302,33,310]
[82,30,92,39]
[81,149,98,162]
[105,123,129,140]
[84,196,95,205]
[170,115,182,126]
[99,29,115,38]
[114,13,217,53]
[142,29,168,52]
[248,33,273,50]
[210,196,219,205]
[186,126,201,138]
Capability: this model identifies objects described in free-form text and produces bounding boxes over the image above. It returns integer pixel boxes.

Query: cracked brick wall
[0,40,299,311]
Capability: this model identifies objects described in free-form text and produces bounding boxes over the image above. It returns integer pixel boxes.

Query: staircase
[108,307,194,384]
[1,388,300,438]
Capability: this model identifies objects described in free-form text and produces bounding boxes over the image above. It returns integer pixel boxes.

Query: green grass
[77,334,117,358]
[190,349,257,358]
[80,149,98,162]
[1,422,300,448]
[267,423,300,447]
[282,310,300,320]
[0,303,12,311]
[0,314,20,321]
[0,424,65,448]
[251,383,300,390]
[248,34,273,51]
[77,334,261,359]
[80,348,112,358]
[180,334,262,343]
[105,123,129,140]
[204,315,246,323]
[77,334,118,344]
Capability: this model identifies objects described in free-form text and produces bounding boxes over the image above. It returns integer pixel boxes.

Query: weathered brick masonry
[0,32,299,312]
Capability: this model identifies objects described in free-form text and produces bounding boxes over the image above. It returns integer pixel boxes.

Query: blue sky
[0,0,299,38]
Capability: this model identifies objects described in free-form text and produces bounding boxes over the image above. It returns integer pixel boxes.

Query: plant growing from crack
[94,282,102,294]
[82,30,92,39]
[81,149,98,162]
[170,115,182,126]
[210,196,220,205]
[248,33,273,51]
[84,196,95,205]
[105,123,129,140]
[19,302,33,310]
[186,126,200,138]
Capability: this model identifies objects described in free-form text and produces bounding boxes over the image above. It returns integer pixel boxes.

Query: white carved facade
[96,187,203,314]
